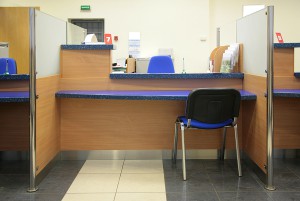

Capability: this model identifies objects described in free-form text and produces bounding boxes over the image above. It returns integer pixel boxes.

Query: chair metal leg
[234,124,242,177]
[172,122,179,163]
[181,123,187,180]
[220,127,227,160]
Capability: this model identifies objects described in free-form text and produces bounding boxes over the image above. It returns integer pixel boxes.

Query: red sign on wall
[104,33,112,44]
[276,32,284,43]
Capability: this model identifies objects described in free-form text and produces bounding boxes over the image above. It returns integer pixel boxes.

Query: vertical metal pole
[28,8,38,192]
[265,6,276,191]
[216,27,220,47]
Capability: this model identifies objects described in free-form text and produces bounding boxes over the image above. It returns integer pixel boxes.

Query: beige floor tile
[122,160,163,173]
[115,193,167,201]
[62,193,115,201]
[117,174,165,193]
[67,174,120,193]
[80,160,124,173]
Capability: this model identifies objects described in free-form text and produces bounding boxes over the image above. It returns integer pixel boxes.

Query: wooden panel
[0,80,29,91]
[274,98,300,148]
[213,46,229,72]
[59,77,243,91]
[36,75,60,175]
[0,102,29,150]
[274,76,300,89]
[242,74,267,173]
[0,7,30,74]
[274,48,294,76]
[61,50,111,78]
[60,99,241,150]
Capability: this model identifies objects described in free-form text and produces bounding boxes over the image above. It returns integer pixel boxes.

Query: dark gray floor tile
[164,159,205,172]
[0,192,64,201]
[37,173,75,194]
[0,174,29,193]
[273,159,294,174]
[218,192,273,201]
[268,191,300,201]
[49,160,85,175]
[273,172,300,191]
[208,173,264,192]
[203,159,246,174]
[167,192,219,201]
[165,171,214,192]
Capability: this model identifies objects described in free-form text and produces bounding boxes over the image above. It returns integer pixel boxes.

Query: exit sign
[81,5,90,11]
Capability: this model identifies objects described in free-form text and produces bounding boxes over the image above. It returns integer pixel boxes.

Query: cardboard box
[127,58,136,73]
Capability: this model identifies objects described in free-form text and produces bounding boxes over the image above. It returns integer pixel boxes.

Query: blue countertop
[294,73,300,78]
[273,89,300,98]
[110,73,244,79]
[0,74,30,80]
[61,44,116,50]
[0,91,29,102]
[274,43,300,48]
[56,90,256,101]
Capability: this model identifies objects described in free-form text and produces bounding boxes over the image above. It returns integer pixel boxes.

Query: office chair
[147,56,175,73]
[172,88,242,180]
[0,58,17,74]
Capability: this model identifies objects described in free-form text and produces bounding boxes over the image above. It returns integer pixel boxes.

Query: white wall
[1,0,210,73]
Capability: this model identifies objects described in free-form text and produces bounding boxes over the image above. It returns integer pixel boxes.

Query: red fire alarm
[114,36,118,41]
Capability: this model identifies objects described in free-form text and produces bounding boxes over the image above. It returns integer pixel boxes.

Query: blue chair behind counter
[147,56,175,73]
[0,58,17,74]
[172,88,242,181]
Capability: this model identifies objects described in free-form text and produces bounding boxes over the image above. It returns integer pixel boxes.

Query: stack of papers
[112,65,127,73]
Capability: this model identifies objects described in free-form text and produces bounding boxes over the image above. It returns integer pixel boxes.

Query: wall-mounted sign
[81,5,91,11]
[104,33,112,44]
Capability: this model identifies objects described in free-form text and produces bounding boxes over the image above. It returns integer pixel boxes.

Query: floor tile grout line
[113,159,125,201]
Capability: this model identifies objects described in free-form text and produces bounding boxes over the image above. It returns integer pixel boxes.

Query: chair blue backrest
[147,56,175,73]
[0,58,17,74]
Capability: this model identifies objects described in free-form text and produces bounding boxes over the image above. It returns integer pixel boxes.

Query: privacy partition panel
[67,22,87,44]
[34,10,66,179]
[236,7,274,190]
[237,9,268,77]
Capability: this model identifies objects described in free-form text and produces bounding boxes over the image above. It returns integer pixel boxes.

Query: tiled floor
[1,159,300,201]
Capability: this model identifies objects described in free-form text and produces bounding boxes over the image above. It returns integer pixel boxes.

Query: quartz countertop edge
[110,73,244,79]
[273,89,300,98]
[274,43,300,48]
[56,89,256,101]
[294,72,300,78]
[0,91,30,102]
[61,44,116,50]
[0,74,30,80]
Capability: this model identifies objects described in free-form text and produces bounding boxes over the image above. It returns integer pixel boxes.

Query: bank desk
[56,89,256,151]
[0,74,29,151]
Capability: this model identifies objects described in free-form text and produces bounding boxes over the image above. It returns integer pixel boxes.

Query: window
[70,19,104,42]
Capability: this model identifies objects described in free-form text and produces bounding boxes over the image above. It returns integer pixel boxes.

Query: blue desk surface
[61,44,115,50]
[274,43,300,48]
[110,73,244,79]
[273,89,300,98]
[0,74,30,80]
[0,91,29,102]
[56,90,256,101]
[294,73,300,78]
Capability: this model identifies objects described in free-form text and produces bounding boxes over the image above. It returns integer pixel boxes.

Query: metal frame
[28,7,38,192]
[265,5,276,191]
[172,117,242,181]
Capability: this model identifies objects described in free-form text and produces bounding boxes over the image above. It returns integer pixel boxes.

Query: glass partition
[67,22,87,44]
[34,9,66,184]
[36,10,66,78]
[237,8,268,77]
